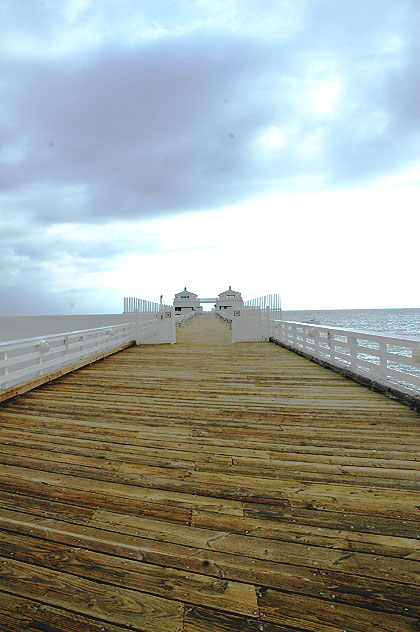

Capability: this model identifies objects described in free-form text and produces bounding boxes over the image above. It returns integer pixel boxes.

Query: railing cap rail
[0,322,135,349]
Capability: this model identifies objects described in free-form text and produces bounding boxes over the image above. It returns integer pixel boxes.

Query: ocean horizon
[282,307,420,337]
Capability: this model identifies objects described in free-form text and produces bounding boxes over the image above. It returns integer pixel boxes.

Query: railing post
[265,306,271,339]
[36,340,50,377]
[327,331,335,362]
[3,351,8,378]
[378,340,387,382]
[1,351,9,388]
[313,329,320,356]
[303,326,310,353]
[348,335,357,371]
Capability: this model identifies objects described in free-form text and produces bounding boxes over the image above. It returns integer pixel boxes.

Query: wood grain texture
[0,313,419,631]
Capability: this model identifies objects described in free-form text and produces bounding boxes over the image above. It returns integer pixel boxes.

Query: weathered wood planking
[0,313,419,632]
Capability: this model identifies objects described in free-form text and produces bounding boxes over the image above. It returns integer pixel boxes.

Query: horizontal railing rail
[271,320,420,402]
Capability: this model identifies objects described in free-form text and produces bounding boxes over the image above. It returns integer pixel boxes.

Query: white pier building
[215,286,244,316]
[173,287,203,314]
[173,285,244,317]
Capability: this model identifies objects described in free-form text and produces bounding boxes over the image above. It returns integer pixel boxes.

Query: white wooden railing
[175,311,198,326]
[0,306,203,400]
[270,320,420,398]
[216,310,232,323]
[0,323,136,397]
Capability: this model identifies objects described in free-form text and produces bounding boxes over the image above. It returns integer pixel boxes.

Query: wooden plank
[0,463,243,516]
[4,414,420,460]
[0,477,192,524]
[0,531,258,617]
[0,614,30,632]
[0,489,96,523]
[184,605,305,632]
[320,569,420,618]
[230,455,420,480]
[191,508,420,560]
[29,604,133,632]
[0,508,329,598]
[257,588,420,632]
[0,435,230,469]
[88,509,420,587]
[0,591,36,629]
[242,503,420,539]
[7,429,420,496]
[0,557,184,632]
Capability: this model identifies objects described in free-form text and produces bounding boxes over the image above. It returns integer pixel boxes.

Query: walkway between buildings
[0,313,419,631]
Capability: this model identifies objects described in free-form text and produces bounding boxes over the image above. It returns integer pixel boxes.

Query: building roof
[174,287,199,299]
[218,285,242,298]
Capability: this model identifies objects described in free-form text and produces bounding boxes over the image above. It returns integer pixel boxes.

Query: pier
[0,313,419,631]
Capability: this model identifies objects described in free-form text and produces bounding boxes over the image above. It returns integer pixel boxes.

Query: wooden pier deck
[0,313,419,632]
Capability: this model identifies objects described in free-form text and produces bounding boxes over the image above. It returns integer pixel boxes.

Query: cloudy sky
[1,0,419,315]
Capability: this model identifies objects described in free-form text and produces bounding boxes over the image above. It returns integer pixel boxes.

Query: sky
[1,0,419,315]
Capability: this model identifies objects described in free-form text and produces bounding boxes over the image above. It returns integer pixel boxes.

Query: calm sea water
[282,308,420,338]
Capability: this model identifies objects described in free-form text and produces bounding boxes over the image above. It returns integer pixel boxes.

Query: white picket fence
[271,320,420,398]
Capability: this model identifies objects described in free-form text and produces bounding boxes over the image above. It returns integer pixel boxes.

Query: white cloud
[308,79,342,116]
[33,181,415,311]
[256,125,286,150]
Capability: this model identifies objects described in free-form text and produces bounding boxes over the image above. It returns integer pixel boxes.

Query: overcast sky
[1,0,419,315]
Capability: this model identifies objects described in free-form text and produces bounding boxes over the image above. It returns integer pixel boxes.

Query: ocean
[282,308,420,338]
[0,314,124,343]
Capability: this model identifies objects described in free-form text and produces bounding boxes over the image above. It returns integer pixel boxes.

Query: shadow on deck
[0,313,419,631]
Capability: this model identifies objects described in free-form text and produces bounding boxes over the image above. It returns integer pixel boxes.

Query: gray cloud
[1,0,419,315]
[3,34,271,221]
[0,2,417,227]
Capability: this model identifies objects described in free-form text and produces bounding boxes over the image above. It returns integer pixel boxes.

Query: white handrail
[216,311,232,323]
[271,320,420,398]
[0,309,179,398]
[175,311,198,326]
[0,323,137,393]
